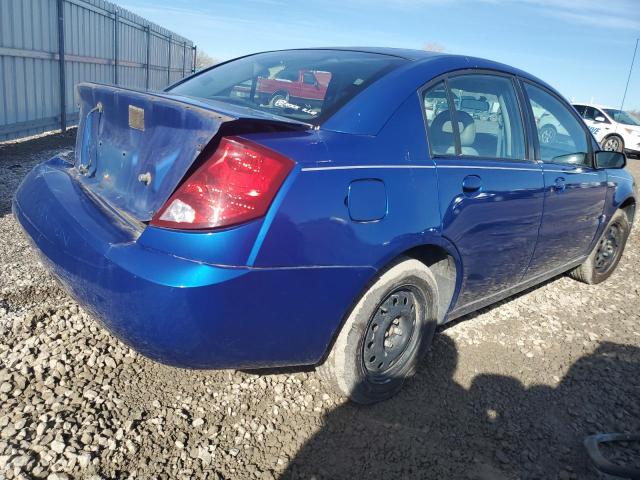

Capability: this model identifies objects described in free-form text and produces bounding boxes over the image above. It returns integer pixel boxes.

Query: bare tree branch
[423,42,445,53]
[195,51,218,71]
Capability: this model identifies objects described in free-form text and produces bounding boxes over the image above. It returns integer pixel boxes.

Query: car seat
[431,110,479,156]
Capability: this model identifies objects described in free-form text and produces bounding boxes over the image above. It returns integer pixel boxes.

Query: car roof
[319,48,564,134]
[212,47,571,135]
[304,47,443,61]
[280,47,549,82]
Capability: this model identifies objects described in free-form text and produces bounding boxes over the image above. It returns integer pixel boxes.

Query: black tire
[539,124,557,144]
[569,209,630,284]
[318,257,439,404]
[601,135,625,153]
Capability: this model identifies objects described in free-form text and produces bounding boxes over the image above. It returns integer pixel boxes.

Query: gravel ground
[1,131,639,480]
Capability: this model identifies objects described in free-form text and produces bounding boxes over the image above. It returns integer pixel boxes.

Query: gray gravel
[1,131,639,479]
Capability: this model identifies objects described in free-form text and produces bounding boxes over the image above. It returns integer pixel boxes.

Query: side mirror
[595,151,626,169]
[594,115,606,122]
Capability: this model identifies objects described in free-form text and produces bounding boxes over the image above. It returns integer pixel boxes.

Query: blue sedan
[13,48,636,403]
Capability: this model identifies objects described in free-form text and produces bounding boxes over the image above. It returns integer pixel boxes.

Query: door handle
[553,177,566,192]
[462,175,482,194]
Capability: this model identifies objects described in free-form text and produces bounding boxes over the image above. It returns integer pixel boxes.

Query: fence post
[56,0,66,132]
[113,8,119,85]
[145,26,151,90]
[167,35,172,85]
[192,45,197,73]
[182,41,186,78]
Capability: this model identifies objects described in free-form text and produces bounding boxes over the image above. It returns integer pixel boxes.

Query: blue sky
[120,0,640,109]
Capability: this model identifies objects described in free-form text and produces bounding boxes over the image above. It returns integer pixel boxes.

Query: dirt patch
[1,131,639,479]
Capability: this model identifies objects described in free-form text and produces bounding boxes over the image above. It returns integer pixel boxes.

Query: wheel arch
[403,243,460,324]
[620,196,636,224]
[601,133,625,149]
[318,238,463,365]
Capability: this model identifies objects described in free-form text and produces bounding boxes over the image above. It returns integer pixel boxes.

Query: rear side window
[423,82,456,155]
[448,75,526,159]
[524,83,590,165]
[422,75,526,159]
[168,50,406,124]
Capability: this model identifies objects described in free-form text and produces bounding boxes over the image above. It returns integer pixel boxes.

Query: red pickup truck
[256,69,331,107]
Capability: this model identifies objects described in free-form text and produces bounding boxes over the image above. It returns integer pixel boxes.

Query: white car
[573,103,640,156]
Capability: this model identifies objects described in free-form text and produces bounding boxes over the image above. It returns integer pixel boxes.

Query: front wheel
[318,258,439,404]
[569,209,630,284]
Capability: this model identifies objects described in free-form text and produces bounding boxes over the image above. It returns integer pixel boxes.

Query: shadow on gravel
[283,337,640,479]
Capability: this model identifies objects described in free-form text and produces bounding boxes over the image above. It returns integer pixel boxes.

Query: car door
[521,83,607,278]
[422,74,544,309]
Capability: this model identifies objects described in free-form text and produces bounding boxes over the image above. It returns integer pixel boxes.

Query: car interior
[424,75,525,159]
[169,50,407,123]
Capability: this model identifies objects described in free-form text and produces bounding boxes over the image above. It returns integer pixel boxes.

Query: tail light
[150,136,293,230]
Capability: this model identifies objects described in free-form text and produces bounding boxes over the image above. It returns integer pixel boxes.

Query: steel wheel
[362,287,418,383]
[318,257,439,403]
[594,222,623,273]
[602,136,623,152]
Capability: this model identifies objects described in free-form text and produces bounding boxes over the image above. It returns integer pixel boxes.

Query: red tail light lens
[150,136,293,230]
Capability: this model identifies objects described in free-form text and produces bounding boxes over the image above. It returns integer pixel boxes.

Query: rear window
[168,50,407,124]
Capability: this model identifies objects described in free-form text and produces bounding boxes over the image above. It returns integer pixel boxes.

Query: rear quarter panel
[246,93,445,270]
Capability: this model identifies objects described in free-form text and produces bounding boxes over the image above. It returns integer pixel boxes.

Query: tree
[195,51,218,71]
[423,42,445,53]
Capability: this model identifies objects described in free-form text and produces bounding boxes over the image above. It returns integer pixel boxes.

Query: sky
[120,0,640,110]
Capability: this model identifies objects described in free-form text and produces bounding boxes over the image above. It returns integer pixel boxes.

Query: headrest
[432,110,476,146]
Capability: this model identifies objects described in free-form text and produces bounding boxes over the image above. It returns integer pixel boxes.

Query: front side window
[524,83,590,166]
[583,106,608,123]
[302,72,317,85]
[168,50,406,124]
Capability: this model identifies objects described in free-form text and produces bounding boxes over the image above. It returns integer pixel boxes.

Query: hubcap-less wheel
[603,136,623,152]
[594,223,622,273]
[363,287,417,382]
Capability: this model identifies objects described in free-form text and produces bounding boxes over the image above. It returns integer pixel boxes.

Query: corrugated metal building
[0,0,196,141]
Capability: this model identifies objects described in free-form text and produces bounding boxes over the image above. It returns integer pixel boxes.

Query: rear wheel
[539,124,557,144]
[569,209,630,284]
[602,135,625,153]
[318,258,438,404]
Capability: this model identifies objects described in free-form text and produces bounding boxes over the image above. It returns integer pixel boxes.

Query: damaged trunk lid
[74,83,305,222]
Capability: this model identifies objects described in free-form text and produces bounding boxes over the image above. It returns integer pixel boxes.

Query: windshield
[603,109,640,126]
[168,50,407,124]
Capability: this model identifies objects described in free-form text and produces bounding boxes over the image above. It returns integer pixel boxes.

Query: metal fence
[0,0,196,141]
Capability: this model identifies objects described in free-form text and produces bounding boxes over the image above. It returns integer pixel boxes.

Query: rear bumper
[13,158,373,369]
